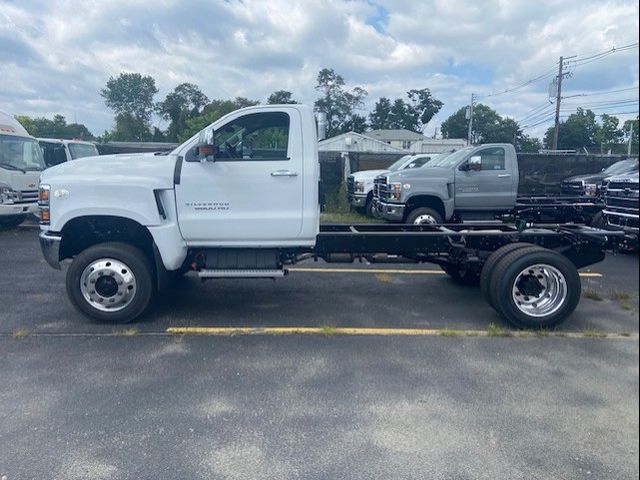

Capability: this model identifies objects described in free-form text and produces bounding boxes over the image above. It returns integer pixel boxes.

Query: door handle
[497,174,511,178]
[271,170,298,177]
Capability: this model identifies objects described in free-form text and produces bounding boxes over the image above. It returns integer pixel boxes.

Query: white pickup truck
[0,111,46,228]
[347,153,439,215]
[39,104,619,328]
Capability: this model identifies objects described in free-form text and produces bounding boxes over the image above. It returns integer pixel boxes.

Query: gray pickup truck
[374,143,602,224]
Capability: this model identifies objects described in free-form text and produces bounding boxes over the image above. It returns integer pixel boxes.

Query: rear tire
[480,243,543,308]
[0,214,27,229]
[406,207,443,225]
[489,248,581,328]
[66,242,154,323]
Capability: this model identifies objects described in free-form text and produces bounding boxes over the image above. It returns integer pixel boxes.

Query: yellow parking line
[166,326,635,339]
[288,267,602,278]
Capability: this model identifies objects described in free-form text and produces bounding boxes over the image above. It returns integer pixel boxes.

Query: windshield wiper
[0,162,26,173]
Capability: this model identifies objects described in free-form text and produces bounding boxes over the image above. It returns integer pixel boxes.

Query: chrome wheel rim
[80,258,137,312]
[512,264,567,317]
[413,214,438,225]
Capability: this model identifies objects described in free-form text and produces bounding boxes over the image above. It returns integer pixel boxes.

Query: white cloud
[0,0,637,139]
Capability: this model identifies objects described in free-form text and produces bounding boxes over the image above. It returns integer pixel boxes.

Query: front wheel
[406,207,443,225]
[489,248,581,328]
[66,242,154,323]
[0,214,27,229]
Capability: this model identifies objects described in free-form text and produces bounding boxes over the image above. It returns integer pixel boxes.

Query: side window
[478,148,505,171]
[41,143,67,167]
[213,112,290,161]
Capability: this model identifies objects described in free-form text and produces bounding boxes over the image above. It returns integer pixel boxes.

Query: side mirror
[195,128,216,162]
[468,155,482,171]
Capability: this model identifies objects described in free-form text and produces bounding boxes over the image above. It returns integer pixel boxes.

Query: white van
[38,138,99,167]
[0,111,45,228]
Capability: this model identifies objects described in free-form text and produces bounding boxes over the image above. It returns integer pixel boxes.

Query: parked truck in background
[0,110,46,228]
[374,143,602,225]
[347,153,441,215]
[38,104,620,329]
[39,138,100,168]
[602,171,639,246]
[561,158,639,196]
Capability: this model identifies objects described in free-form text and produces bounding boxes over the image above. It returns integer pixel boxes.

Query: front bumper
[0,202,39,216]
[39,231,62,270]
[347,193,368,208]
[373,199,406,222]
[603,210,639,234]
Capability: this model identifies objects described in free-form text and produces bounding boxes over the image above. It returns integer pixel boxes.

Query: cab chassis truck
[38,105,620,329]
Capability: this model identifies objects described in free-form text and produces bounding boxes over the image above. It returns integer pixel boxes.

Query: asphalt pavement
[0,226,638,480]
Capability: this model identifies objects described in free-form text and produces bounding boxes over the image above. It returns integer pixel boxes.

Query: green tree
[517,134,542,153]
[389,99,412,129]
[14,114,94,140]
[314,68,367,137]
[101,72,158,141]
[369,97,393,130]
[543,108,598,150]
[406,88,444,132]
[442,104,515,143]
[594,114,623,153]
[156,83,209,141]
[267,90,298,104]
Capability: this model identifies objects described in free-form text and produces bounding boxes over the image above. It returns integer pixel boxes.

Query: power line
[482,66,558,99]
[562,87,639,99]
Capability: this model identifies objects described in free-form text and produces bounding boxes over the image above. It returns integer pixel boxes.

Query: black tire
[589,211,605,228]
[489,248,581,328]
[0,214,27,229]
[66,242,154,323]
[406,207,443,225]
[440,264,480,285]
[480,243,543,307]
[365,196,374,217]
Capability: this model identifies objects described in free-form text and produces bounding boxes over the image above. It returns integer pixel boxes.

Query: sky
[1,0,638,140]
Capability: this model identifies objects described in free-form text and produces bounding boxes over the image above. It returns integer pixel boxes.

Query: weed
[621,303,633,311]
[611,290,631,301]
[12,329,29,339]
[439,329,460,337]
[113,327,139,336]
[582,289,604,301]
[319,326,337,337]
[375,273,394,284]
[487,323,512,337]
[582,329,607,338]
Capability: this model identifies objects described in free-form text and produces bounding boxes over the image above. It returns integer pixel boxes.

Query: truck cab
[0,111,46,228]
[374,144,519,224]
[347,153,440,216]
[38,138,99,168]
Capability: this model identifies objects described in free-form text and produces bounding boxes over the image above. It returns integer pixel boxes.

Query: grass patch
[582,289,604,301]
[439,329,460,337]
[611,290,632,301]
[113,327,139,337]
[375,273,395,284]
[620,332,632,337]
[12,329,29,339]
[319,326,337,337]
[320,211,377,224]
[487,323,512,337]
[582,329,607,338]
[620,303,633,311]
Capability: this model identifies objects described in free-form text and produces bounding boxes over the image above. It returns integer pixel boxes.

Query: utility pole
[467,93,475,146]
[628,122,634,156]
[552,57,564,150]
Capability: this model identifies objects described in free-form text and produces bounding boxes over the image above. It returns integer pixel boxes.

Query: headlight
[39,184,51,224]
[355,181,365,193]
[584,183,597,196]
[0,183,18,205]
[389,182,402,201]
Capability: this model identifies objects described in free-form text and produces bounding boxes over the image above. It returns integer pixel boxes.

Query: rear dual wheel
[480,244,581,328]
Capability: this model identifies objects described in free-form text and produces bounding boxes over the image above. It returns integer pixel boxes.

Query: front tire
[406,207,443,225]
[66,242,154,323]
[489,248,581,328]
[0,214,27,229]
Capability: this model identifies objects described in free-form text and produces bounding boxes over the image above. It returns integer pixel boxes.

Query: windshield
[604,159,639,175]
[388,155,413,171]
[69,142,99,159]
[0,135,46,171]
[425,147,472,168]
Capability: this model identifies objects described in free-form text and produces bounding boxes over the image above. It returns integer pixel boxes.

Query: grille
[561,181,584,193]
[16,190,38,204]
[347,176,355,195]
[374,176,388,200]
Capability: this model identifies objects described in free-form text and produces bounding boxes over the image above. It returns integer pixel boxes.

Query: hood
[351,169,388,181]
[41,153,177,190]
[386,166,455,182]
[563,172,609,184]
[608,172,639,183]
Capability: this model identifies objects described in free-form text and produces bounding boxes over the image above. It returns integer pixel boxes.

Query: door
[175,109,304,245]
[454,147,516,210]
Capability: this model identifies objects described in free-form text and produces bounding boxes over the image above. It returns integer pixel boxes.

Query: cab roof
[0,110,31,138]
[38,138,96,146]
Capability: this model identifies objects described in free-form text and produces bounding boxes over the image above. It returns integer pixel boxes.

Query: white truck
[347,153,440,216]
[39,138,99,168]
[0,111,46,228]
[38,105,619,328]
